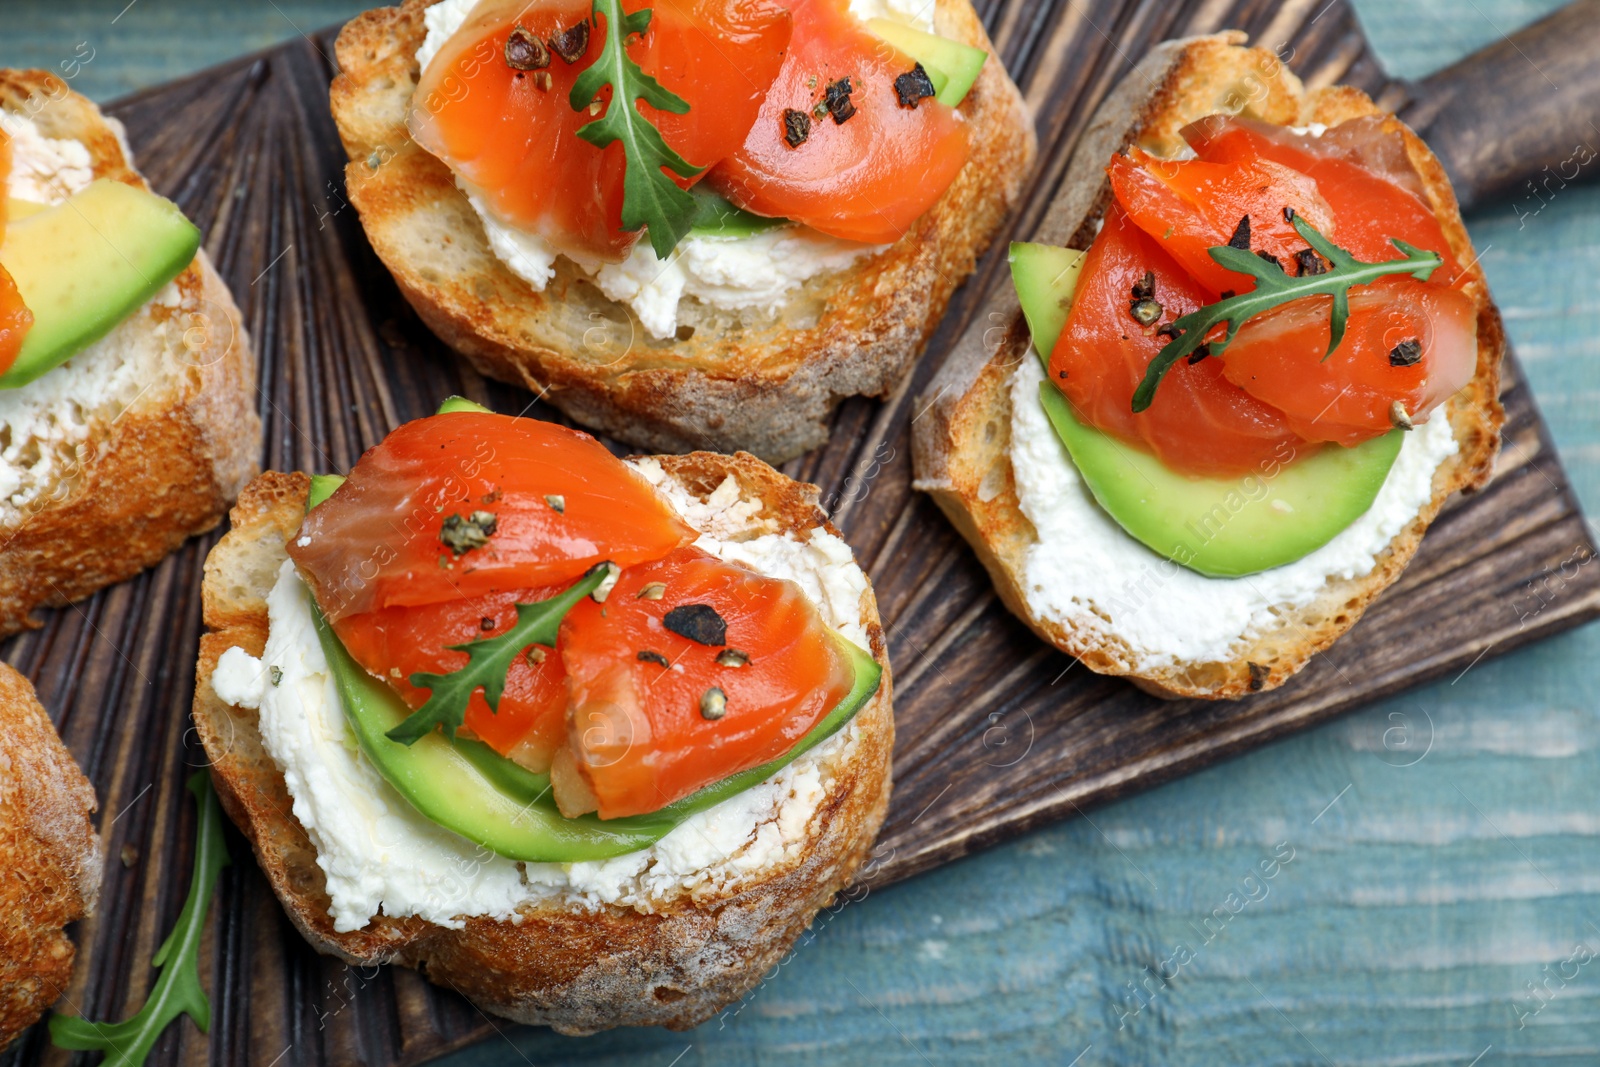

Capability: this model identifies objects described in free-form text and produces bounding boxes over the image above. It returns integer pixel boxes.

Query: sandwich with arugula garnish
[194,400,893,1032]
[329,0,1033,461]
[913,32,1504,699]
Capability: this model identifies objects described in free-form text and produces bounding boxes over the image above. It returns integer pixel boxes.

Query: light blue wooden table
[9,1,1598,1062]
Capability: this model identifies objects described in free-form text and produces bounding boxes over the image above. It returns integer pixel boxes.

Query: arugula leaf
[570,0,702,259]
[50,773,229,1067]
[1130,214,1442,413]
[386,564,611,744]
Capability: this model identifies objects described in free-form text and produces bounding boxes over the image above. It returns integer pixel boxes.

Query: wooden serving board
[7,1,1600,1065]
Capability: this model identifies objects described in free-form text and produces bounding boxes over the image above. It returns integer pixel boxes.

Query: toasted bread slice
[912,33,1505,700]
[0,663,100,1049]
[193,457,893,1034]
[329,0,1035,463]
[0,71,259,636]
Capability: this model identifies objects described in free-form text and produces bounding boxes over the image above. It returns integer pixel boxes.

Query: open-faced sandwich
[913,33,1504,699]
[0,71,258,635]
[193,400,892,1032]
[329,0,1034,462]
[0,663,100,1050]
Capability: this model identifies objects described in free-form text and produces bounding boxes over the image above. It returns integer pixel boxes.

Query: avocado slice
[302,472,883,862]
[1009,241,1406,577]
[865,18,987,107]
[1010,242,1086,361]
[687,185,786,239]
[0,179,201,389]
[311,594,882,862]
[5,199,46,222]
[1035,386,1404,576]
[435,394,492,415]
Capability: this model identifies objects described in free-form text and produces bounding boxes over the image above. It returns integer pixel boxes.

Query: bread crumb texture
[0,663,99,1048]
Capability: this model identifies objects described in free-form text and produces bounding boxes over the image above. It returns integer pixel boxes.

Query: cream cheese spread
[1005,355,1458,670]
[0,111,94,205]
[0,111,188,520]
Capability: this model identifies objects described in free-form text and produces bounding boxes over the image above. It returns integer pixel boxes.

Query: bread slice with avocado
[0,70,258,635]
[192,450,893,1033]
[328,0,1035,463]
[912,32,1504,700]
[0,663,100,1050]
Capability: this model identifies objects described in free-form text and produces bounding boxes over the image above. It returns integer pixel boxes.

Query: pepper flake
[1388,338,1422,367]
[823,77,856,124]
[548,21,590,63]
[663,603,728,646]
[1227,215,1251,251]
[440,510,497,556]
[782,108,811,147]
[504,25,551,70]
[1294,248,1327,276]
[893,63,936,108]
[590,561,621,603]
[700,687,728,720]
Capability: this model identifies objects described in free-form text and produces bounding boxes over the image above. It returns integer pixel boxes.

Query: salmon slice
[1107,146,1335,296]
[289,412,696,622]
[307,412,859,820]
[1220,276,1477,444]
[410,0,792,264]
[0,129,33,373]
[1048,202,1303,478]
[709,0,969,243]
[334,586,573,770]
[557,546,856,819]
[1182,114,1464,287]
[1051,115,1476,476]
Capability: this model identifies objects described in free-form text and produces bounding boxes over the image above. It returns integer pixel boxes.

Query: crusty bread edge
[911,34,1506,700]
[0,70,260,636]
[0,663,100,1049]
[328,0,1036,463]
[193,458,894,1034]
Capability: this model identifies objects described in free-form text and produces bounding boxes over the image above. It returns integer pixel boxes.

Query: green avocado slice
[302,472,882,862]
[434,395,492,415]
[687,185,787,239]
[1009,241,1406,578]
[1009,241,1086,359]
[0,179,201,389]
[865,19,987,107]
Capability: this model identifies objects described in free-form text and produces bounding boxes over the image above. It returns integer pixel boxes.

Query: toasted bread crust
[194,459,893,1033]
[0,70,259,636]
[0,664,100,1049]
[912,34,1505,699]
[329,0,1035,463]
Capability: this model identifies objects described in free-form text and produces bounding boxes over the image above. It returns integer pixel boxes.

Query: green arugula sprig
[570,0,702,259]
[386,564,610,744]
[50,773,229,1067]
[1130,214,1443,413]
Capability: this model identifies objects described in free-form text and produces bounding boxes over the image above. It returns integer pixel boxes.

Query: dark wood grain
[3,2,1598,1065]
[1395,0,1600,211]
